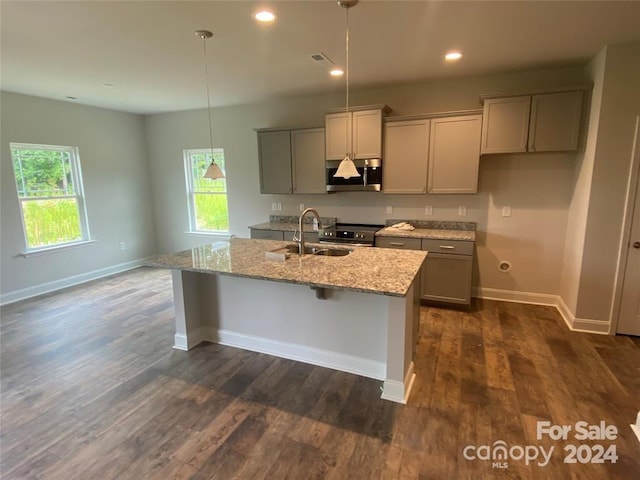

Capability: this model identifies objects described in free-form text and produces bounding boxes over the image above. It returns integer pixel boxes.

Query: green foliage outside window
[187,149,229,232]
[11,146,85,249]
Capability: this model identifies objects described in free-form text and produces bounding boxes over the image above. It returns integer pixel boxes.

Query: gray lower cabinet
[284,231,318,242]
[421,253,472,305]
[250,229,284,240]
[251,229,318,242]
[376,235,474,306]
[421,238,473,305]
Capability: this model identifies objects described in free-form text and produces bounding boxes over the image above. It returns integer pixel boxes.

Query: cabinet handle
[390,242,405,247]
[633,241,640,249]
[439,245,455,249]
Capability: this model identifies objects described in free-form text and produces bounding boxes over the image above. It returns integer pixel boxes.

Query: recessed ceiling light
[330,68,344,77]
[254,9,277,23]
[445,51,463,62]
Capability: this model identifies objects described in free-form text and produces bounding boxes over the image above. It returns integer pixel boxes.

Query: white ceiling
[2,0,640,115]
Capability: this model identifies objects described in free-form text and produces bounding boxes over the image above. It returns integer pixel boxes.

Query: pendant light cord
[202,36,215,162]
[345,6,350,157]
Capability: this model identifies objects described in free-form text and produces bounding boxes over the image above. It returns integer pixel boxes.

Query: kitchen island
[147,237,426,403]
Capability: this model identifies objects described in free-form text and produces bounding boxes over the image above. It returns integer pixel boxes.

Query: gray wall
[572,41,640,326]
[8,48,636,317]
[145,65,586,297]
[1,92,157,300]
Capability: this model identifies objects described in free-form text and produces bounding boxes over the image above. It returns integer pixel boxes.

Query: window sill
[20,240,97,257]
[185,231,232,239]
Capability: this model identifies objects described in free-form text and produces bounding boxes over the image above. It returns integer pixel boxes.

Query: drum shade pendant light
[196,30,225,180]
[333,0,361,179]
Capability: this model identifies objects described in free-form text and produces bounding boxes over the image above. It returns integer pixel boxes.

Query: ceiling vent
[309,52,335,65]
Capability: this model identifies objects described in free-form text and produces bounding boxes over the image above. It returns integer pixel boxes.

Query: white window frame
[10,143,91,253]
[184,148,229,234]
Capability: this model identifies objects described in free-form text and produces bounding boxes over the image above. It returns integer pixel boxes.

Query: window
[184,148,229,232]
[10,143,90,251]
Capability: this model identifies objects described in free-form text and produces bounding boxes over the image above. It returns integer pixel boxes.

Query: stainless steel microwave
[326,158,382,192]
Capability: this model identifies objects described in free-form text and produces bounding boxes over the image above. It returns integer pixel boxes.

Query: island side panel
[381,280,419,404]
[171,270,210,350]
[202,274,389,380]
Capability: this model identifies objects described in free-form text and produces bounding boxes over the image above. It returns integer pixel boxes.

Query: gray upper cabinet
[383,113,482,195]
[481,90,583,155]
[528,91,583,152]
[291,128,326,194]
[325,106,387,161]
[257,127,326,195]
[383,119,430,194]
[480,96,530,154]
[428,114,482,194]
[257,130,292,194]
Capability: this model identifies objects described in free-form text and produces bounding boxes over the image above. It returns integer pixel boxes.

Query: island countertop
[146,237,426,297]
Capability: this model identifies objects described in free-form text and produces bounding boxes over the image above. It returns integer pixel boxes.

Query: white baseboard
[472,286,559,306]
[474,287,611,335]
[381,361,416,404]
[0,259,146,306]
[192,327,386,381]
[631,412,640,444]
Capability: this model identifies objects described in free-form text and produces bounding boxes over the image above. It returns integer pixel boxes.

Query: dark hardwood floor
[1,267,639,479]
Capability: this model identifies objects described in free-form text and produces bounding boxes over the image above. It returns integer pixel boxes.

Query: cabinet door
[375,236,422,250]
[285,231,318,242]
[352,110,383,159]
[480,96,531,154]
[529,91,583,152]
[257,130,292,194]
[421,253,472,305]
[291,128,326,194]
[325,112,351,160]
[428,115,482,194]
[250,229,284,240]
[383,120,429,194]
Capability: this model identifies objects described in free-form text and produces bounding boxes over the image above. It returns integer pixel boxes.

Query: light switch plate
[458,205,467,216]
[386,206,393,214]
[277,203,282,211]
[299,203,305,212]
[425,205,433,215]
[502,206,512,217]
[271,202,277,211]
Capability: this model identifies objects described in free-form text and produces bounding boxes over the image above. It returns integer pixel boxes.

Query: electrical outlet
[271,202,277,211]
[386,206,393,214]
[119,241,126,251]
[502,206,512,217]
[300,203,305,212]
[277,203,282,211]
[458,205,467,216]
[425,205,433,215]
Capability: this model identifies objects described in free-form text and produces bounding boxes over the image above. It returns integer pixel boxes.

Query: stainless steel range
[318,223,384,247]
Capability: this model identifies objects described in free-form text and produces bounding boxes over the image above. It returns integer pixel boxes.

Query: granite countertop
[376,227,475,241]
[146,237,426,297]
[376,220,476,242]
[249,215,337,233]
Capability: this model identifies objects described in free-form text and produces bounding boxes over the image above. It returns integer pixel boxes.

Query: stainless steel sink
[285,244,351,257]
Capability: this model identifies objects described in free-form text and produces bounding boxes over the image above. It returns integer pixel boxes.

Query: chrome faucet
[296,208,321,256]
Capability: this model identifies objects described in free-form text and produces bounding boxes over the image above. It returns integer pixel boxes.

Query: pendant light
[195,30,225,180]
[333,0,361,179]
